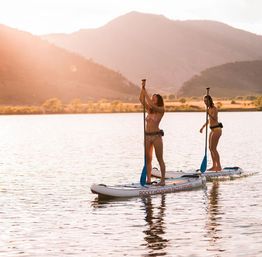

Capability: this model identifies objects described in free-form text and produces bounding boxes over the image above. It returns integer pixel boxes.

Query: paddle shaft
[139,79,147,185]
[142,79,146,167]
[200,87,210,173]
[204,87,210,157]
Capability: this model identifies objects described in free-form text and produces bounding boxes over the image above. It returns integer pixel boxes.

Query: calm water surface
[0,112,261,256]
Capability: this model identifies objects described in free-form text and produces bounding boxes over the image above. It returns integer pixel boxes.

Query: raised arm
[139,88,145,105]
[139,79,151,111]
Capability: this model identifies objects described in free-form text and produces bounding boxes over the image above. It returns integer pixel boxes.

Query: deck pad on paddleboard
[91,175,206,198]
[152,167,254,181]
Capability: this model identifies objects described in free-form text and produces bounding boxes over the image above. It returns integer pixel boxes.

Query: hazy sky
[0,0,262,35]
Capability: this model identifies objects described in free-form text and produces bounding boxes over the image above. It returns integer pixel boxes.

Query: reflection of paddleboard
[152,167,253,182]
[91,175,206,198]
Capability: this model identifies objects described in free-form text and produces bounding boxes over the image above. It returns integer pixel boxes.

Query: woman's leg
[208,132,216,170]
[209,130,222,171]
[145,139,154,183]
[153,136,165,185]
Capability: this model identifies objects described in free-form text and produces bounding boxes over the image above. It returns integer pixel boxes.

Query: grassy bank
[0,97,261,115]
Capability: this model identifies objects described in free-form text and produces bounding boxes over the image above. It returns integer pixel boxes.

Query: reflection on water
[90,196,132,208]
[141,195,168,256]
[91,195,169,257]
[205,181,224,255]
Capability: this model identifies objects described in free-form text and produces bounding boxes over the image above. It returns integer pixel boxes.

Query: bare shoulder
[158,106,165,113]
[152,105,164,114]
[210,106,218,113]
[211,106,218,113]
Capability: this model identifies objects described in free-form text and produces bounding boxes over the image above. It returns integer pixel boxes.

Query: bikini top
[146,113,160,123]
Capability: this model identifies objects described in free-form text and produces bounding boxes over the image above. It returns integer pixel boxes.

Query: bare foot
[207,167,222,172]
[156,181,165,186]
[146,181,158,185]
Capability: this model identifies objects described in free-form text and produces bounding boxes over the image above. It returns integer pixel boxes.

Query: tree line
[0,95,261,115]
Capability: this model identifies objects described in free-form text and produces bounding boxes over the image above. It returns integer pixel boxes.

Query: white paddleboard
[91,175,206,198]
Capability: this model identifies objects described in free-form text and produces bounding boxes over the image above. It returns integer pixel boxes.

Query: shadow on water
[205,181,225,256]
[141,195,169,257]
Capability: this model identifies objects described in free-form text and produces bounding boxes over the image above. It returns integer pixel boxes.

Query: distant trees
[245,95,257,101]
[254,96,262,110]
[1,95,262,115]
[216,102,223,109]
[179,98,186,104]
[42,98,63,113]
[168,94,176,101]
[68,98,82,113]
[0,105,42,114]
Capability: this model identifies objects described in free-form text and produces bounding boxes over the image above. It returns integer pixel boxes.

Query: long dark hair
[153,94,164,107]
[149,94,164,113]
[204,95,214,108]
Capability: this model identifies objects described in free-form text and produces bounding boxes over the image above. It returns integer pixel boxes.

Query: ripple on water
[0,113,262,256]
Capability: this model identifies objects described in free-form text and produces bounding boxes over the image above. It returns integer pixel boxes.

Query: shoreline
[0,99,260,115]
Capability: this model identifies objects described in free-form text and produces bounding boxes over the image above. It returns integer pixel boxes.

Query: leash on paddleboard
[140,79,147,186]
[200,87,210,173]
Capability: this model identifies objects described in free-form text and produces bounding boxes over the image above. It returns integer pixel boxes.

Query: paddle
[140,79,147,186]
[200,87,210,173]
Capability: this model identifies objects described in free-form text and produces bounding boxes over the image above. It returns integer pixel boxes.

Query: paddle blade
[200,155,207,173]
[140,165,147,186]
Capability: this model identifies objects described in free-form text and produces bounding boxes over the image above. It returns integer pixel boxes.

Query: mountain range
[0,24,139,105]
[1,11,262,106]
[178,60,262,97]
[43,11,262,93]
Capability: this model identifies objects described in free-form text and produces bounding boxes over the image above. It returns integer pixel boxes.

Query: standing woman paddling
[200,95,222,171]
[139,80,166,186]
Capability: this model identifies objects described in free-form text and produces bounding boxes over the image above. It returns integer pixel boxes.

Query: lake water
[0,112,261,257]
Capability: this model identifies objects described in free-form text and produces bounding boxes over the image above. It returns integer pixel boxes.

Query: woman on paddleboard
[139,80,166,186]
[200,95,222,171]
